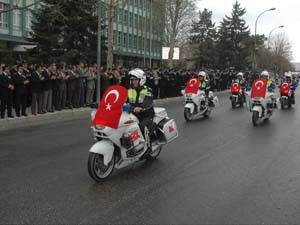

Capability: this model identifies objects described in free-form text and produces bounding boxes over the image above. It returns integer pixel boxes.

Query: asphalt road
[1,92,300,224]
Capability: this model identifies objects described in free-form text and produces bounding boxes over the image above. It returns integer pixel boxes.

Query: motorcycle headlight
[95,125,105,130]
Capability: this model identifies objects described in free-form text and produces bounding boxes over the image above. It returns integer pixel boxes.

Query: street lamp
[96,0,102,103]
[253,7,276,69]
[268,25,284,49]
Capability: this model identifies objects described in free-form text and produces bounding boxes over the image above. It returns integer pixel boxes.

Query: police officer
[127,68,154,155]
[261,70,275,91]
[235,72,246,101]
[198,71,215,107]
[0,66,14,119]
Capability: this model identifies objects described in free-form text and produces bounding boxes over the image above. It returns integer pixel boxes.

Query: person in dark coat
[12,65,29,117]
[0,66,14,118]
[30,65,44,115]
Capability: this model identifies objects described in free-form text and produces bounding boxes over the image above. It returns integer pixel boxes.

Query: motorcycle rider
[235,72,246,102]
[198,71,214,107]
[127,68,154,155]
[260,70,276,110]
[282,72,296,103]
[260,70,275,91]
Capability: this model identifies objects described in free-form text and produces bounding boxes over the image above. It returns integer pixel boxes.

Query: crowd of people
[0,62,247,119]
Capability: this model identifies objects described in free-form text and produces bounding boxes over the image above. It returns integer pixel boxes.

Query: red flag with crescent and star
[93,85,128,129]
[280,82,290,95]
[251,78,268,98]
[230,83,241,93]
[185,78,200,94]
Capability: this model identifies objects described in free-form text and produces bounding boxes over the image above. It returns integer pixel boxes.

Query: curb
[0,90,229,131]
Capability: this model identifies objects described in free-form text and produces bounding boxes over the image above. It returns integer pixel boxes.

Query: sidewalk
[0,90,229,131]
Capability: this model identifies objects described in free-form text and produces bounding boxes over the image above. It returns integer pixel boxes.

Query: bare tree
[257,33,294,73]
[105,0,129,68]
[269,33,293,61]
[165,0,197,68]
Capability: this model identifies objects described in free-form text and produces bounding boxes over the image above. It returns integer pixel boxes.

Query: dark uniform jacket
[0,72,13,95]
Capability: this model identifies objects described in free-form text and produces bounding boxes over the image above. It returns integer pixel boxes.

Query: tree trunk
[168,37,175,68]
[106,0,114,68]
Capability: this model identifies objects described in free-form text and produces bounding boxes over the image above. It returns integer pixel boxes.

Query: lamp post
[268,25,284,49]
[96,0,102,103]
[253,7,276,70]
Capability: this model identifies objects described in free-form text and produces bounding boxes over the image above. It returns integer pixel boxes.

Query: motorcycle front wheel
[88,153,115,182]
[231,100,236,108]
[252,111,260,126]
[184,108,193,122]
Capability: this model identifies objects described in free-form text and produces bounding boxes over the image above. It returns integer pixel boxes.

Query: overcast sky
[196,0,300,62]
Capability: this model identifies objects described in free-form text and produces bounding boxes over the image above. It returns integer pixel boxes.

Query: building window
[124,33,127,48]
[129,12,133,27]
[25,10,33,30]
[124,10,128,26]
[118,8,123,24]
[118,31,122,47]
[128,34,132,48]
[0,3,9,28]
[133,35,137,49]
[13,9,22,30]
[134,14,138,28]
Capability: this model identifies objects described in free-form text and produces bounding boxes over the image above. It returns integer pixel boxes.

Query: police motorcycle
[181,71,218,122]
[280,72,297,109]
[230,72,245,108]
[88,85,178,182]
[246,71,277,126]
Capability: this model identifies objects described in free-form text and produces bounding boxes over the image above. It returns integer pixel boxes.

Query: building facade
[110,0,164,67]
[0,0,38,63]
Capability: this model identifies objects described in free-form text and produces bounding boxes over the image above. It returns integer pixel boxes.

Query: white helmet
[198,71,206,80]
[129,68,146,86]
[261,70,270,79]
[285,72,292,79]
[237,72,244,79]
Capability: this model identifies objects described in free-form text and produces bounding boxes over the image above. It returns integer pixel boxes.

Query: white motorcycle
[88,106,178,182]
[246,91,277,126]
[182,89,218,122]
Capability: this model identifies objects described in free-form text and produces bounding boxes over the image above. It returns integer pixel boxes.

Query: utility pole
[149,0,152,68]
[96,0,102,103]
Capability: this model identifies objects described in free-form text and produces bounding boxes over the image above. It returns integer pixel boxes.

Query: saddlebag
[157,118,178,144]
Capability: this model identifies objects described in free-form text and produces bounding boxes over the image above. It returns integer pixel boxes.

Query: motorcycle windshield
[93,85,128,129]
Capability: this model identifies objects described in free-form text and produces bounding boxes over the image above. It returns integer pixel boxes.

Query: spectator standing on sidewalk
[86,66,96,105]
[57,67,67,110]
[13,65,29,117]
[41,65,53,113]
[0,66,14,119]
[30,65,44,115]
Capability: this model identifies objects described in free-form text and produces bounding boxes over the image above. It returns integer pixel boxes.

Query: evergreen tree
[217,1,250,70]
[31,0,104,64]
[190,8,217,68]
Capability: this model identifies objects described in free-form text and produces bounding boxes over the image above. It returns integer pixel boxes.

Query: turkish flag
[251,78,268,98]
[93,85,128,129]
[280,82,290,95]
[230,83,241,93]
[185,78,200,94]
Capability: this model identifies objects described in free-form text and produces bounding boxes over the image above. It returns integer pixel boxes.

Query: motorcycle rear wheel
[88,153,115,182]
[146,147,162,161]
[252,111,260,126]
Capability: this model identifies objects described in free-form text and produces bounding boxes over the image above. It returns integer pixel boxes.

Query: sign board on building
[162,47,180,60]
